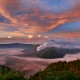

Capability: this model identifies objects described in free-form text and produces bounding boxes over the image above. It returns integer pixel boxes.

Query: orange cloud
[52,32,80,39]
[0,0,80,36]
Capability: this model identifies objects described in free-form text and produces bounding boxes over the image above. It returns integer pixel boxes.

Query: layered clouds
[0,0,80,38]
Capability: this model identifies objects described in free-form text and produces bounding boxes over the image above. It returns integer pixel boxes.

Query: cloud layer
[0,0,80,37]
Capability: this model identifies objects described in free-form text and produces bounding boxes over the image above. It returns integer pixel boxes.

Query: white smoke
[37,39,80,51]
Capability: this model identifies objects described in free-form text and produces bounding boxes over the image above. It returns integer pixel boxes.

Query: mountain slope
[37,47,80,59]
[37,39,80,51]
[37,40,80,59]
[29,60,80,80]
[0,65,27,80]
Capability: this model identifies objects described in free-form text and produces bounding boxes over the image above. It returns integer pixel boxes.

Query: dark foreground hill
[1,60,80,80]
[0,65,27,80]
[29,60,80,80]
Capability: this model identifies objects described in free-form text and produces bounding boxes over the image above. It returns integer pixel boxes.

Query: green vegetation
[0,60,80,80]
[29,60,80,80]
[0,65,27,80]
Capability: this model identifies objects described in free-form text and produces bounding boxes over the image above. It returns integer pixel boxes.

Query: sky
[0,0,80,39]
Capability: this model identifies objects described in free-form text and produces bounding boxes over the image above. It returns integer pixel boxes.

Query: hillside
[29,60,80,80]
[36,39,80,59]
[1,60,80,80]
[37,40,80,51]
[37,47,80,59]
[0,65,27,80]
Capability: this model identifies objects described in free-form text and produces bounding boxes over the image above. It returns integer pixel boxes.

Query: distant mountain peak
[47,40,56,42]
[37,39,80,51]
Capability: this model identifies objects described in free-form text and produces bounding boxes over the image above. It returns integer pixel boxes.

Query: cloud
[0,0,80,37]
[56,32,80,39]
